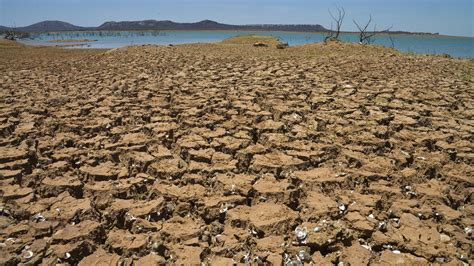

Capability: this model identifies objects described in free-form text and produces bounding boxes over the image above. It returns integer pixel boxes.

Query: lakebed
[0,37,473,265]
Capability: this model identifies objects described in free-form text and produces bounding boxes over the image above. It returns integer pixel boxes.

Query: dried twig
[324,7,345,42]
[353,15,392,44]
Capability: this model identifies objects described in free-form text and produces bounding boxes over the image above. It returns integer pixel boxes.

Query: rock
[44,192,93,222]
[1,184,33,200]
[106,229,148,255]
[301,191,338,217]
[211,136,251,152]
[227,202,298,236]
[138,73,149,80]
[440,233,451,243]
[79,161,120,180]
[39,175,82,197]
[2,221,29,237]
[311,251,333,265]
[29,220,60,237]
[252,173,298,205]
[188,148,215,163]
[255,120,284,132]
[117,133,151,147]
[199,195,246,222]
[0,252,20,265]
[0,169,22,179]
[340,243,372,265]
[159,217,202,243]
[172,245,202,264]
[276,42,289,49]
[0,145,29,163]
[210,152,238,172]
[135,253,166,265]
[108,197,166,220]
[254,235,285,253]
[344,211,375,236]
[120,151,155,172]
[156,183,206,203]
[50,241,95,264]
[52,220,104,243]
[84,176,146,200]
[150,145,173,160]
[208,256,236,265]
[78,248,123,266]
[378,250,429,265]
[292,167,345,190]
[215,173,255,196]
[147,157,186,179]
[253,42,268,47]
[251,151,306,172]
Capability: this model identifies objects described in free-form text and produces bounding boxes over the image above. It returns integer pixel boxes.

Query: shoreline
[47,39,98,43]
[25,29,474,39]
[18,34,474,59]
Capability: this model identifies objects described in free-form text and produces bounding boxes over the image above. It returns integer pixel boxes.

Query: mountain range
[1,20,328,33]
[0,20,437,35]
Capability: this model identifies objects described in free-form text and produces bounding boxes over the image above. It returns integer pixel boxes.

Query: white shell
[23,250,34,259]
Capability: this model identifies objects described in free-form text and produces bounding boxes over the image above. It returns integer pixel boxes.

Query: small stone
[339,203,347,212]
[253,42,268,47]
[441,185,450,194]
[276,42,289,49]
[464,227,472,236]
[378,221,387,231]
[138,73,149,80]
[32,213,45,222]
[22,249,34,260]
[440,234,451,243]
[297,250,310,262]
[295,226,308,241]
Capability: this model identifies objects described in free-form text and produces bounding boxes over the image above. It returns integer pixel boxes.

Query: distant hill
[97,20,231,31]
[0,19,437,35]
[97,19,328,32]
[1,19,328,33]
[244,24,328,32]
[19,21,86,32]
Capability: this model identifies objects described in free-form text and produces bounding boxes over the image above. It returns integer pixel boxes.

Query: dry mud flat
[0,38,473,265]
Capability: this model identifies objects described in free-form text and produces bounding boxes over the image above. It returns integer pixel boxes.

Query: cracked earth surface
[0,38,473,265]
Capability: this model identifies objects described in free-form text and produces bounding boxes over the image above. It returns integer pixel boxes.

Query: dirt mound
[0,40,472,265]
[222,35,281,46]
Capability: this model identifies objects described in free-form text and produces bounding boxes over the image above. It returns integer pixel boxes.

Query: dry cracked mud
[0,37,473,265]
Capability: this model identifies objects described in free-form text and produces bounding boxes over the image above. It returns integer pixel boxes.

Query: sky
[0,0,473,37]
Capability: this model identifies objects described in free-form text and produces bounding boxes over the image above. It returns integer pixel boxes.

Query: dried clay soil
[0,38,473,265]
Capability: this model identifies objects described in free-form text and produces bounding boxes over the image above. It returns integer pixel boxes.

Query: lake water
[20,31,474,58]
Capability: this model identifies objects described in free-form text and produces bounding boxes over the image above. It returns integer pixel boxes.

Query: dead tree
[388,35,395,48]
[3,27,30,41]
[324,7,345,42]
[353,15,392,44]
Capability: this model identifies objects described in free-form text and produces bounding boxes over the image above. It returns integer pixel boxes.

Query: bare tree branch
[325,7,345,42]
[353,14,392,45]
[2,22,30,41]
[388,34,395,48]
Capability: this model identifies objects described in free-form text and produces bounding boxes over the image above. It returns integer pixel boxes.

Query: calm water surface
[20,31,474,58]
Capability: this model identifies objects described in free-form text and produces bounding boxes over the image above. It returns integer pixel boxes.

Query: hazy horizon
[1,0,473,37]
